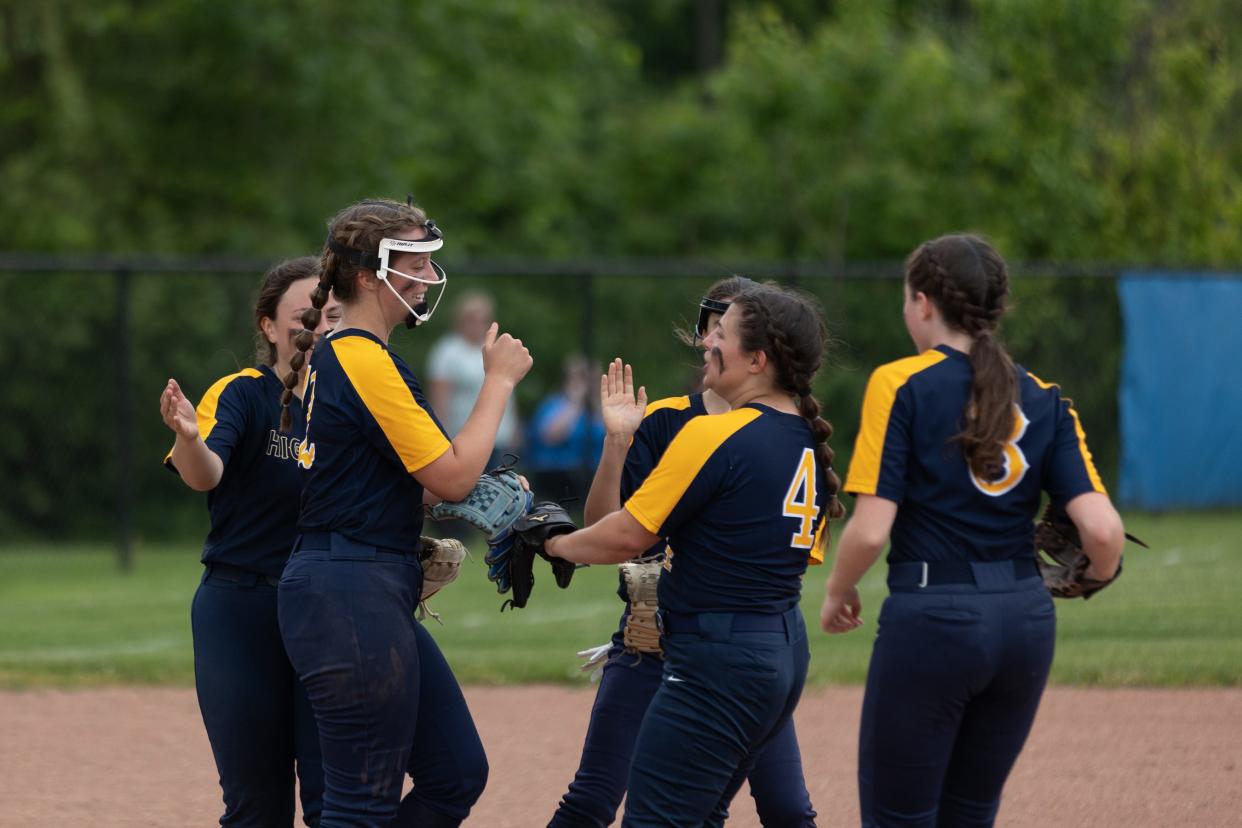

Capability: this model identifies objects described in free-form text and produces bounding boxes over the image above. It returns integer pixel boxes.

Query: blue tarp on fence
[1118,273,1242,509]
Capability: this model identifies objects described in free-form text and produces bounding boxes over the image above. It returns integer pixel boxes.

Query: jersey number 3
[783,448,819,549]
[970,404,1030,497]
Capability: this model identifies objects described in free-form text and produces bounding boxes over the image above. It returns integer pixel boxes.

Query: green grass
[2,510,1240,689]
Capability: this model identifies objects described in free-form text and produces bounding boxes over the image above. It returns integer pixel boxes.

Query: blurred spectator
[527,354,606,502]
[427,291,520,461]
[427,291,521,540]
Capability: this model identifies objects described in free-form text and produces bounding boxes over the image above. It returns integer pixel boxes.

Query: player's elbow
[1068,495,1125,576]
[437,477,476,503]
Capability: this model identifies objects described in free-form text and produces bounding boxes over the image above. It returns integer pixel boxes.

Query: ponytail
[796,391,847,520]
[905,234,1018,481]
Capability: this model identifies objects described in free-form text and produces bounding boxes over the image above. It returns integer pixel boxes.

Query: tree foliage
[1,0,1239,537]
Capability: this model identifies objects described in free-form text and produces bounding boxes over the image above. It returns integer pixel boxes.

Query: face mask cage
[326,219,447,327]
[695,297,731,345]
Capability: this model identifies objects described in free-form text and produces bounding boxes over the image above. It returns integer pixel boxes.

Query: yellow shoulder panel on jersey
[845,350,948,495]
[643,395,692,418]
[807,513,829,565]
[1026,372,1107,494]
[163,368,263,465]
[625,406,761,534]
[332,336,451,474]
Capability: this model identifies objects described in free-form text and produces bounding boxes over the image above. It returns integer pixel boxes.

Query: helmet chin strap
[376,260,447,328]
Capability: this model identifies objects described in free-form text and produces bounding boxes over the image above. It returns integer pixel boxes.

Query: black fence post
[115,267,134,571]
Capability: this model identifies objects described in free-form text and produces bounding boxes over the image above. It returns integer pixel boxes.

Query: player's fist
[160,379,200,441]
[482,322,533,386]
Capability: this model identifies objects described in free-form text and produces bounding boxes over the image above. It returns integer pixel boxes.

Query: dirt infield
[1,685,1238,827]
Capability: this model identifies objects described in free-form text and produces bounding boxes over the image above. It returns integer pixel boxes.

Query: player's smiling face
[266,276,341,368]
[377,224,437,326]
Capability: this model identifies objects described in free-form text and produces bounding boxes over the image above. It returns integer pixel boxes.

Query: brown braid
[279,198,431,431]
[731,285,847,520]
[905,234,1017,480]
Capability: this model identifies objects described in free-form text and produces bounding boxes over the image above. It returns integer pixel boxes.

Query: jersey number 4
[783,448,820,549]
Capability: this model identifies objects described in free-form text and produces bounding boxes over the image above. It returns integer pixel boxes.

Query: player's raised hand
[160,379,200,441]
[599,358,647,439]
[481,322,533,386]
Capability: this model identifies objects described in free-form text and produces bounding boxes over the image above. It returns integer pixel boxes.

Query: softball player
[819,234,1126,827]
[549,277,817,827]
[546,284,845,827]
[160,256,340,827]
[276,198,531,828]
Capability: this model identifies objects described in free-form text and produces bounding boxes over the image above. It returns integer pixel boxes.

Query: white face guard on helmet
[328,219,447,328]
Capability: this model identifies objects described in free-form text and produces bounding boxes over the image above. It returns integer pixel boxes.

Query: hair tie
[797,387,813,398]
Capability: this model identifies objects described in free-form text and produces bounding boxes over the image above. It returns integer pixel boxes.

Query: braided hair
[905,233,1016,481]
[278,198,431,431]
[730,285,847,520]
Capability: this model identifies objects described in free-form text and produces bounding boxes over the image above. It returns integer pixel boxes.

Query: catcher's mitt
[416,536,468,623]
[619,559,663,655]
[1034,503,1146,600]
[497,501,578,610]
[429,464,529,540]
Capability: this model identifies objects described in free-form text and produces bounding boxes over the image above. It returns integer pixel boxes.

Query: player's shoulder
[205,367,266,398]
[1018,368,1074,414]
[643,394,695,419]
[870,348,953,387]
[671,405,761,448]
[325,329,409,374]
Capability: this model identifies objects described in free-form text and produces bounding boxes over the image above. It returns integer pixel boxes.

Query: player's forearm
[170,436,223,491]
[824,518,887,594]
[438,376,515,495]
[582,435,629,526]
[1066,492,1124,580]
[546,508,656,565]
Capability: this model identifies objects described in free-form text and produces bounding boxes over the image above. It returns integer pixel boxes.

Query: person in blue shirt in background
[527,353,605,503]
[160,256,340,827]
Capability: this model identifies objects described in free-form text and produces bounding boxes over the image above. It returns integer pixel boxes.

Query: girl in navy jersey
[160,256,340,827]
[548,277,818,827]
[820,234,1126,827]
[545,283,845,827]
[277,198,531,828]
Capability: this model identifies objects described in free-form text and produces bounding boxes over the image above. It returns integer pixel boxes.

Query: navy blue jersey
[621,394,707,514]
[164,365,305,577]
[845,345,1106,563]
[296,329,450,552]
[624,404,831,615]
[612,393,705,603]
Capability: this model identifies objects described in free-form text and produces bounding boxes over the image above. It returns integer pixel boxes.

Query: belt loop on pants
[293,531,420,563]
[887,558,1040,593]
[658,610,792,639]
[203,562,280,588]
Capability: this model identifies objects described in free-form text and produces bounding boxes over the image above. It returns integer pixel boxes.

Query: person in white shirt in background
[427,291,521,539]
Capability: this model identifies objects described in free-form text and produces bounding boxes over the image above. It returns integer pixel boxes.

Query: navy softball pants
[191,563,323,827]
[858,559,1056,828]
[621,607,810,828]
[277,534,488,828]
[548,634,816,827]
